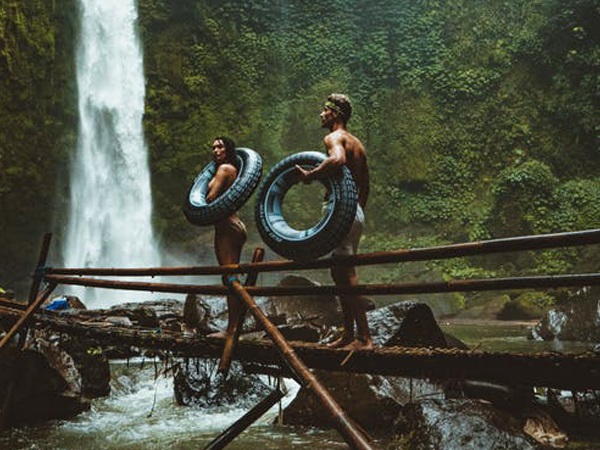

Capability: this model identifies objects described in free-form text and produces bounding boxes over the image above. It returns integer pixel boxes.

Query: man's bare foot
[326,335,354,348]
[343,339,374,350]
[207,330,229,339]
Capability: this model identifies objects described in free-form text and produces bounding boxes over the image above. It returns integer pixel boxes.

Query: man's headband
[324,100,344,115]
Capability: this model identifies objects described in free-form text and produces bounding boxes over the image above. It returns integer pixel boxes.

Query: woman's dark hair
[215,136,237,165]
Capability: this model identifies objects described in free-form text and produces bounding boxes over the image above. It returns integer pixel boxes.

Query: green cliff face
[0,0,77,294]
[1,0,598,299]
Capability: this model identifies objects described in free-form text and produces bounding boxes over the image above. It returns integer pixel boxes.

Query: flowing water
[0,360,346,450]
[62,0,161,308]
[1,322,600,449]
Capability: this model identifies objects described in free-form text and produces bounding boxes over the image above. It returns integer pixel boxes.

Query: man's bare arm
[296,134,346,182]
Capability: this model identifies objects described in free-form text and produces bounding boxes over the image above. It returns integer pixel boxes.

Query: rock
[454,294,510,320]
[0,347,90,426]
[173,360,272,408]
[498,292,548,320]
[283,301,449,433]
[276,323,321,342]
[393,398,539,450]
[52,334,111,398]
[269,274,341,327]
[445,380,533,409]
[531,287,600,342]
[545,388,600,436]
[522,407,568,448]
[368,300,448,348]
[282,370,444,434]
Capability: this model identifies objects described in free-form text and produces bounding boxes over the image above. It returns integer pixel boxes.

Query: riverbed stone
[0,347,90,426]
[368,300,448,348]
[392,398,539,450]
[531,286,600,342]
[173,360,272,408]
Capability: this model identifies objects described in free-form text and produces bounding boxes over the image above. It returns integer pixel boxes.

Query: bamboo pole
[44,272,600,297]
[203,387,284,450]
[44,228,600,277]
[27,233,52,304]
[225,278,375,450]
[0,233,53,430]
[218,247,265,377]
[0,283,57,350]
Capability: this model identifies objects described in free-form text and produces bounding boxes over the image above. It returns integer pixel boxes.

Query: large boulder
[282,371,442,434]
[282,301,449,433]
[392,399,541,450]
[0,347,91,426]
[268,274,341,327]
[368,300,448,348]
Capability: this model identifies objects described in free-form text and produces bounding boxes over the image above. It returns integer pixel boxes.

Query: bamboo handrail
[44,272,600,297]
[43,228,600,277]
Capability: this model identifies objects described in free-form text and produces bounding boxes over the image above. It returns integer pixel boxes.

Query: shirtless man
[296,93,373,349]
[206,136,247,338]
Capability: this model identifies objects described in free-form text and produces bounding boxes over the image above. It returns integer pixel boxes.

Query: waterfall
[63,0,161,307]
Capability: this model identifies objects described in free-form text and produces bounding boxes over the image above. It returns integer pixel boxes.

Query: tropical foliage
[1,0,598,300]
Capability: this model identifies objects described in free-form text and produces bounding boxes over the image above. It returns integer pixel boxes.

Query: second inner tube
[255,151,357,261]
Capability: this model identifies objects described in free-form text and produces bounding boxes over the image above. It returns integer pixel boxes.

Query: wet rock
[283,301,449,433]
[276,323,320,342]
[531,287,600,342]
[545,388,600,436]
[368,300,448,348]
[446,380,533,409]
[173,360,272,408]
[283,371,442,434]
[51,334,111,398]
[268,274,341,327]
[393,398,539,450]
[522,407,568,448]
[0,347,90,426]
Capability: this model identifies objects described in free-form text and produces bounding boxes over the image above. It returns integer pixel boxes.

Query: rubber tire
[255,151,358,261]
[183,147,262,226]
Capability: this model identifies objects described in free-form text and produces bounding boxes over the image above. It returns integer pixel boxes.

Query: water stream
[62,0,161,308]
[1,322,600,448]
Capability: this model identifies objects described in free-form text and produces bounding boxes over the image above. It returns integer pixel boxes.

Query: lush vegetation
[1,0,598,306]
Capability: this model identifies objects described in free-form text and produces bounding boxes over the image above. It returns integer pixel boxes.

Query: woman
[206,136,247,338]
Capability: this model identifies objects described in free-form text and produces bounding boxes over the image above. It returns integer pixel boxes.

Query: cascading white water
[63,0,161,307]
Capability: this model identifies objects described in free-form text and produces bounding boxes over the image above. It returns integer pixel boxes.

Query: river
[1,320,599,449]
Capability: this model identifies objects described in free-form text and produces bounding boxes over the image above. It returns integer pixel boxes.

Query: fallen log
[21,311,600,391]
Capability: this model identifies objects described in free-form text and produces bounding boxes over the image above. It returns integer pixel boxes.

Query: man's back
[326,129,369,209]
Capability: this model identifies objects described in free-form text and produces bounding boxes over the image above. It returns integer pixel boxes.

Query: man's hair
[214,136,237,165]
[327,93,352,123]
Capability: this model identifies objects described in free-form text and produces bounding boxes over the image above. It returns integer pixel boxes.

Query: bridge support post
[225,277,376,450]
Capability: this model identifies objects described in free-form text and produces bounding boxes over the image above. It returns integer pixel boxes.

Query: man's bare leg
[328,265,357,348]
[349,296,374,349]
[327,297,355,348]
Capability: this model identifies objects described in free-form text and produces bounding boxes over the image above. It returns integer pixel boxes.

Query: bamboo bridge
[1,229,600,449]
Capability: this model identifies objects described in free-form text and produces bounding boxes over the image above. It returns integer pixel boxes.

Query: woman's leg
[212,219,247,337]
